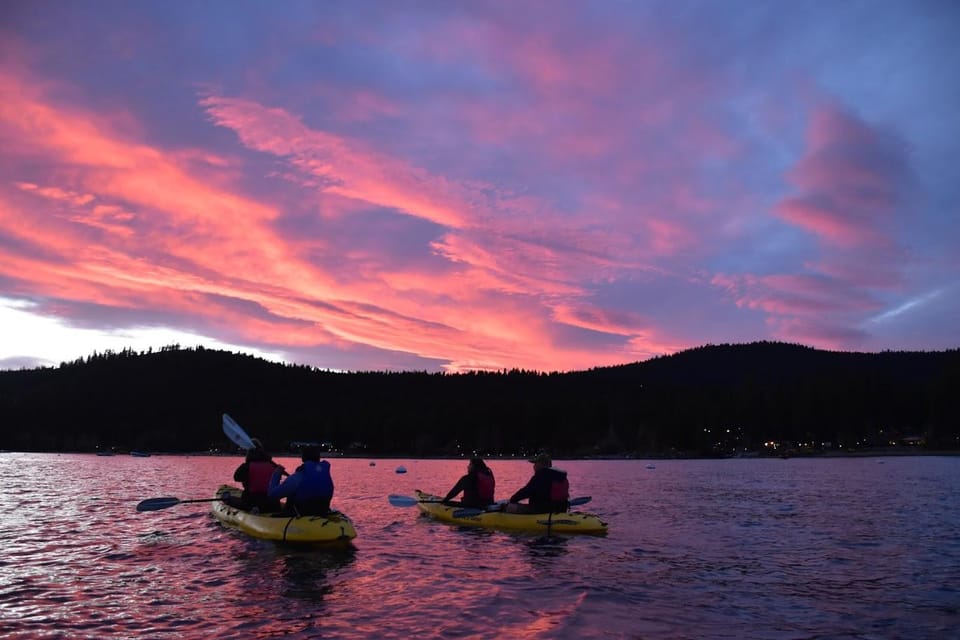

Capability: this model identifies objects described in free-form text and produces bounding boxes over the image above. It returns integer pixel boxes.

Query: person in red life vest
[504,452,570,513]
[442,457,496,508]
[268,445,335,516]
[230,438,283,513]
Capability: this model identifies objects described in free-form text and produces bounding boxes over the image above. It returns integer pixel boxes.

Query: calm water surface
[0,453,957,639]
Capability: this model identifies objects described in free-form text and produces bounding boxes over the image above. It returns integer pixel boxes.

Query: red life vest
[549,473,569,502]
[476,471,495,503]
[246,460,275,494]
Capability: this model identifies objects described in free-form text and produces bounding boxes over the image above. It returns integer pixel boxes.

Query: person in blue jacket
[505,452,569,514]
[268,445,334,515]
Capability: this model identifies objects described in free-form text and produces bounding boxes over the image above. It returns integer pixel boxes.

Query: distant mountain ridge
[602,341,951,385]
[1,342,957,456]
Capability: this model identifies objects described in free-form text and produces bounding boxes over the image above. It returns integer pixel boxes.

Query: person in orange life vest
[504,452,569,514]
[442,457,496,508]
[268,445,334,516]
[230,438,283,513]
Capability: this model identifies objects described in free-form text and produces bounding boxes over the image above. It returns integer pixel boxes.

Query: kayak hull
[414,490,608,535]
[211,485,357,544]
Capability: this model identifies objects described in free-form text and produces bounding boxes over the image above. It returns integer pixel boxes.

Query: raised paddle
[221,414,289,477]
[222,413,256,450]
[136,496,224,512]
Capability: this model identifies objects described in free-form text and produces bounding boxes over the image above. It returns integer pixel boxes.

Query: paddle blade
[569,496,591,507]
[486,500,508,511]
[136,497,181,512]
[388,494,418,507]
[222,413,255,450]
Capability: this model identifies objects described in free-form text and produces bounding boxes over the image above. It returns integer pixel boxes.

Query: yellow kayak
[414,490,608,535]
[211,485,357,545]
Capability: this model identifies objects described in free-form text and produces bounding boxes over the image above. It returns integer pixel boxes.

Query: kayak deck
[211,485,357,545]
[414,490,608,535]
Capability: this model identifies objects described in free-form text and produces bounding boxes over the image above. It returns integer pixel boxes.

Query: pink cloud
[710,102,918,350]
[196,91,740,368]
[551,303,653,338]
[201,95,473,230]
[766,316,868,351]
[2,69,679,372]
[712,273,881,317]
[776,196,886,248]
[200,93,683,283]
[776,104,909,249]
[308,86,402,123]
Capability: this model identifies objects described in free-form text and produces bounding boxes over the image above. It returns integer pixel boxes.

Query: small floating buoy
[395,465,407,474]
[646,464,656,470]
[369,461,376,466]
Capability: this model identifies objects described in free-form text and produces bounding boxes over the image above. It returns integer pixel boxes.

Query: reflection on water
[519,534,570,560]
[0,452,958,639]
[278,547,355,602]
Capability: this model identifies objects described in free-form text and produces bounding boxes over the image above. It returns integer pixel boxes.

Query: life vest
[549,469,569,502]
[246,460,276,494]
[476,470,495,504]
[291,460,334,500]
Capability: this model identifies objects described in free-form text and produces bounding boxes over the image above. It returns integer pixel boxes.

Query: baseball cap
[528,452,551,466]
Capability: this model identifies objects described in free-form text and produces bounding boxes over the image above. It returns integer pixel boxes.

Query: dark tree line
[1,342,957,456]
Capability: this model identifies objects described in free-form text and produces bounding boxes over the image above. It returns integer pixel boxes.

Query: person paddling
[268,445,335,516]
[504,452,569,514]
[229,438,283,513]
[442,457,496,508]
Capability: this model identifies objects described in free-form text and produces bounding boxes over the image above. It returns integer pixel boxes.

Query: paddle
[136,496,224,512]
[453,496,592,518]
[221,414,289,479]
[222,413,256,450]
[388,494,443,507]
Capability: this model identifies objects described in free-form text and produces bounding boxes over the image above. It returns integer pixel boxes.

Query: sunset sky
[1,1,958,373]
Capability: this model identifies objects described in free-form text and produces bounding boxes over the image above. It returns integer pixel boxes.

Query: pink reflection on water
[0,453,957,638]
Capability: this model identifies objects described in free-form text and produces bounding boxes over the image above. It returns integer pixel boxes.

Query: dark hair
[469,457,490,472]
[301,445,320,462]
[246,447,271,462]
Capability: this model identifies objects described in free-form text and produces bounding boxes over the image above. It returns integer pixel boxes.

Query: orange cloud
[1,65,687,372]
[201,95,471,230]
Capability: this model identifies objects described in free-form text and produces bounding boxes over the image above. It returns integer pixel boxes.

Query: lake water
[0,453,957,639]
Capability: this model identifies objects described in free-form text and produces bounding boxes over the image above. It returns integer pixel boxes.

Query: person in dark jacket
[229,438,283,512]
[505,452,569,513]
[442,457,496,508]
[268,445,334,516]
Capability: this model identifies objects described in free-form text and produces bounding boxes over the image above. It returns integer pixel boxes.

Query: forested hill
[1,342,958,456]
